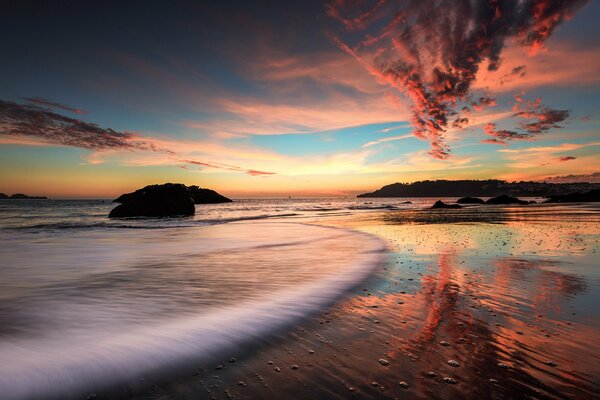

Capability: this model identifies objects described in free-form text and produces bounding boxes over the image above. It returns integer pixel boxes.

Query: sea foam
[0,221,386,399]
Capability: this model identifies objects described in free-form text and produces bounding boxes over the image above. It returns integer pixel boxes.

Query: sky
[0,0,599,198]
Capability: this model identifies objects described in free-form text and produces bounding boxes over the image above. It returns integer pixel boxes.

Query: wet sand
[135,203,600,400]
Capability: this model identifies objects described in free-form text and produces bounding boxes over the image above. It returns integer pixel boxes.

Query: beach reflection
[341,209,600,399]
[137,205,600,400]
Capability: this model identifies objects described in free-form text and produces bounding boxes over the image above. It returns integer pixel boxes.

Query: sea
[0,197,435,400]
[0,197,596,399]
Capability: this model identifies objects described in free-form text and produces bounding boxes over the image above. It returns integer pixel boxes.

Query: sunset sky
[1,0,599,198]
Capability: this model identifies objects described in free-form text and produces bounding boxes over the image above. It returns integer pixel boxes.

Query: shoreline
[0,222,387,400]
[133,203,600,400]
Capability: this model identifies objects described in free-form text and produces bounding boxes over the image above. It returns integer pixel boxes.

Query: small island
[0,193,48,199]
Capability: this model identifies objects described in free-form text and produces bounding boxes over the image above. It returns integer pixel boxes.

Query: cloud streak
[0,99,275,176]
[22,97,86,114]
[0,100,148,151]
[329,0,587,158]
[362,133,413,148]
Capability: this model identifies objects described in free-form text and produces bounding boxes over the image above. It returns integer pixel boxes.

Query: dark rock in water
[0,193,8,199]
[7,193,48,199]
[457,196,485,204]
[109,183,195,218]
[545,189,600,203]
[486,195,529,205]
[431,200,462,209]
[187,185,232,204]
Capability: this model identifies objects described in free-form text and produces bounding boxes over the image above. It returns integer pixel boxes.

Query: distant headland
[358,179,600,198]
[0,193,48,200]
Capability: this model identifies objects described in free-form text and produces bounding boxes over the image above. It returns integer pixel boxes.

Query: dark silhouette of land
[0,193,48,199]
[109,183,232,218]
[545,189,600,203]
[358,179,600,198]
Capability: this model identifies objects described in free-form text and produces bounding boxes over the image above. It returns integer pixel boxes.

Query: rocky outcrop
[544,189,600,203]
[430,200,462,209]
[109,183,195,218]
[7,193,48,199]
[109,183,233,218]
[187,186,232,204]
[485,195,530,205]
[457,197,485,204]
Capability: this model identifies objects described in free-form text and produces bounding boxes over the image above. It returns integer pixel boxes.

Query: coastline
[0,222,386,400]
[131,203,600,400]
[1,200,599,399]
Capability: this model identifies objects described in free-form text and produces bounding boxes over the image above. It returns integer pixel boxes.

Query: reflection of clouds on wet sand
[138,205,600,400]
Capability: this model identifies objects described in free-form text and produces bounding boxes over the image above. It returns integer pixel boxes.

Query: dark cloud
[0,99,276,176]
[452,117,469,129]
[543,172,600,183]
[482,96,570,144]
[471,96,497,112]
[541,155,576,166]
[329,0,587,158]
[515,99,570,134]
[499,65,527,85]
[483,123,532,145]
[0,99,152,151]
[511,65,527,77]
[558,156,576,162]
[22,97,86,114]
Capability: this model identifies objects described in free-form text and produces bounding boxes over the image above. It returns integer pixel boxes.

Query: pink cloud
[0,99,276,177]
[328,0,588,158]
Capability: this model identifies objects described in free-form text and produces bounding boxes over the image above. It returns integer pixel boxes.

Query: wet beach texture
[140,203,600,400]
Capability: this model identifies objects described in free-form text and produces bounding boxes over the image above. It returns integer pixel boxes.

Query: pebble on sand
[443,377,458,384]
[447,359,460,367]
[439,340,450,346]
[545,361,557,367]
[274,367,281,372]
[291,364,299,370]
[398,381,409,389]
[426,371,437,377]
[497,362,509,369]
[378,358,390,366]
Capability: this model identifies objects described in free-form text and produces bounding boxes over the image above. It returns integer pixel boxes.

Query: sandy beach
[134,203,600,400]
[3,0,600,398]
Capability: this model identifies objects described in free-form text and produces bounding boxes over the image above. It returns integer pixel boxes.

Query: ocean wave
[0,222,386,400]
[347,204,399,210]
[1,213,303,231]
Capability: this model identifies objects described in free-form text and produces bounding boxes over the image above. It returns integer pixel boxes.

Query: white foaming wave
[0,225,386,400]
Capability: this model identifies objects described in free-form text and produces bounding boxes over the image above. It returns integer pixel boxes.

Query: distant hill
[0,193,48,199]
[357,180,600,198]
